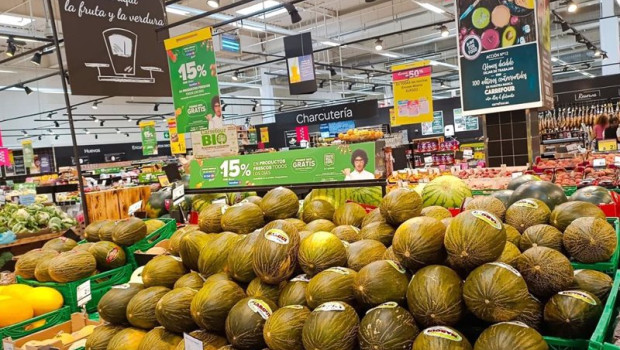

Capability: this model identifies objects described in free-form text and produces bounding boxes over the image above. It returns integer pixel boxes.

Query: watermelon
[507,174,541,190]
[509,181,567,210]
[490,190,514,209]
[570,186,613,205]
[305,187,382,209]
[421,175,472,209]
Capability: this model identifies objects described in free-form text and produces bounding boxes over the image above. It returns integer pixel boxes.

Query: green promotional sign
[140,121,158,156]
[189,142,377,188]
[21,140,34,168]
[422,111,444,135]
[165,27,221,134]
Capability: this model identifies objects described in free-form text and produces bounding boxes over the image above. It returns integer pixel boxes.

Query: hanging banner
[457,0,554,115]
[454,108,480,132]
[22,139,34,168]
[0,148,9,167]
[260,127,270,143]
[167,117,186,154]
[140,121,158,156]
[296,126,310,142]
[422,111,445,135]
[391,61,434,126]
[165,27,221,134]
[40,154,52,173]
[191,125,239,159]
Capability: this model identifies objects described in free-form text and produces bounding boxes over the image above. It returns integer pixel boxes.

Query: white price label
[566,144,579,152]
[463,149,473,157]
[183,333,203,350]
[424,156,433,164]
[593,158,606,167]
[2,340,14,350]
[615,156,620,166]
[128,200,143,216]
[511,172,523,179]
[77,280,92,307]
[173,185,185,201]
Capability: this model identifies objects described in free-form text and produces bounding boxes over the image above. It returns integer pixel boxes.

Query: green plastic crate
[589,269,620,350]
[0,306,71,349]
[545,337,591,350]
[16,263,134,313]
[564,186,579,197]
[571,218,620,275]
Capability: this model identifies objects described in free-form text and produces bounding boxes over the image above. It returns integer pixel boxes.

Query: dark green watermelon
[507,175,541,190]
[570,186,613,205]
[510,181,567,210]
[490,190,514,209]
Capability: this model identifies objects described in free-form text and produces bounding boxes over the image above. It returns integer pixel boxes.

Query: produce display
[0,284,64,327]
[0,203,76,237]
[337,128,384,143]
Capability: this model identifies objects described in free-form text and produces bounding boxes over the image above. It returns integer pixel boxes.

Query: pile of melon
[87,179,617,350]
[0,284,63,327]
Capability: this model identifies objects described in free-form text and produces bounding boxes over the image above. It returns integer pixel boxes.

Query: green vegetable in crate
[174,330,228,350]
[301,301,359,350]
[98,220,118,241]
[358,302,419,350]
[15,249,58,280]
[514,246,574,299]
[490,189,514,209]
[347,240,386,271]
[505,199,551,233]
[572,269,613,301]
[304,219,336,233]
[174,272,205,290]
[221,202,265,234]
[306,267,357,309]
[260,187,300,221]
[509,181,567,210]
[354,260,408,307]
[42,237,77,252]
[465,196,506,221]
[126,286,170,329]
[198,232,240,277]
[137,327,182,350]
[145,219,166,234]
[513,294,543,330]
[33,251,59,282]
[106,327,147,350]
[496,242,520,265]
[331,225,362,243]
[155,287,198,334]
[406,265,463,328]
[505,224,521,247]
[191,279,246,332]
[179,231,213,271]
[227,231,260,283]
[520,224,563,252]
[85,324,124,350]
[285,218,306,232]
[98,283,145,325]
[302,199,336,223]
[473,322,548,350]
[198,203,226,233]
[550,201,607,232]
[298,231,347,276]
[380,188,423,225]
[563,217,617,263]
[48,250,97,283]
[392,216,446,271]
[360,221,394,246]
[361,208,386,228]
[333,202,366,227]
[422,175,472,209]
[543,290,603,339]
[570,185,613,205]
[279,274,310,307]
[112,217,147,246]
[253,220,300,284]
[246,277,286,302]
[412,326,472,350]
[225,297,278,350]
[142,255,188,288]
[89,241,126,271]
[263,305,310,350]
[420,206,452,220]
[168,225,199,256]
[145,187,172,218]
[463,262,529,322]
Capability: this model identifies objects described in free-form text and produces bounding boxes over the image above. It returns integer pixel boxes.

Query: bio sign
[191,125,238,159]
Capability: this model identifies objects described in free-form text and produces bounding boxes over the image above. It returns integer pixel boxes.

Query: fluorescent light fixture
[232,22,265,32]
[207,0,220,8]
[566,0,577,13]
[551,56,559,62]
[236,1,288,18]
[413,1,445,14]
[381,53,400,58]
[0,69,14,73]
[321,41,340,47]
[166,7,191,16]
[0,14,33,27]
[0,35,43,43]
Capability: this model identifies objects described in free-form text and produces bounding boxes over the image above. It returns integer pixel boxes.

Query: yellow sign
[391,60,434,126]
[167,117,187,154]
[260,127,270,143]
[598,139,618,151]
[164,27,212,50]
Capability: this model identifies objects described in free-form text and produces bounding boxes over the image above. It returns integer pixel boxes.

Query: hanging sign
[391,61,434,126]
[0,148,9,167]
[21,139,34,168]
[260,127,270,143]
[422,111,445,135]
[457,0,554,115]
[140,121,158,156]
[165,27,221,134]
[191,125,239,159]
[56,0,170,96]
[296,126,310,142]
[167,117,186,154]
[39,154,52,173]
[453,108,479,132]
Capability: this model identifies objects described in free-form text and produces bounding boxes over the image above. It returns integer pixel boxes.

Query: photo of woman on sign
[343,149,374,180]
[207,95,224,130]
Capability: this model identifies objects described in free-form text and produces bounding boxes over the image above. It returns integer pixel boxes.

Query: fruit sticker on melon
[421,175,472,209]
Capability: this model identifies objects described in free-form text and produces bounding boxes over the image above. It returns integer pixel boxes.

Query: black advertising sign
[58,0,171,96]
[284,32,317,95]
[275,100,379,127]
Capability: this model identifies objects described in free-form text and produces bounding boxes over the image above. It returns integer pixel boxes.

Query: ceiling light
[551,56,559,62]
[92,116,99,122]
[38,135,42,141]
[92,101,101,109]
[47,113,53,119]
[302,101,308,106]
[562,66,569,72]
[100,120,105,127]
[594,49,602,57]
[283,2,302,24]
[440,81,447,88]
[321,41,340,47]
[253,99,260,107]
[31,52,42,65]
[348,82,355,90]
[23,85,33,95]
[125,115,132,122]
[319,80,325,88]
[440,25,449,37]
[602,52,609,59]
[0,15,32,26]
[5,40,16,57]
[414,1,445,14]
[125,133,130,137]
[55,135,59,140]
[116,128,121,134]
[154,103,159,112]
[329,67,337,76]
[566,0,577,13]
[374,38,383,51]
[236,1,288,18]
[381,52,400,58]
[166,7,191,16]
[22,130,28,135]
[95,134,98,139]
[207,0,220,8]
[372,85,377,92]
[85,129,90,134]
[232,71,240,81]
[54,121,59,127]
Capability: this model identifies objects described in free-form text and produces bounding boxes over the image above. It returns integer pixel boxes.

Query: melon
[570,186,612,205]
[98,220,118,241]
[227,231,260,283]
[506,199,551,233]
[142,255,188,288]
[422,175,472,209]
[383,246,397,261]
[380,188,423,225]
[406,265,463,327]
[137,327,182,350]
[563,217,617,263]
[301,301,359,350]
[169,225,199,255]
[298,231,347,276]
[441,217,453,228]
[84,221,107,242]
[204,273,232,284]
[98,283,145,325]
[191,279,246,332]
[473,322,547,350]
[221,203,265,234]
[490,189,514,209]
[174,272,205,290]
[333,202,367,227]
[393,216,446,271]
[347,240,386,271]
[112,217,147,246]
[15,249,58,280]
[510,181,567,210]
[550,201,607,231]
[331,225,362,243]
[253,220,300,284]
[33,252,59,282]
[359,221,395,246]
[520,224,563,252]
[444,210,506,273]
[225,297,277,350]
[174,330,227,350]
[496,242,521,265]
[179,231,214,271]
[544,290,603,338]
[260,187,299,220]
[126,286,170,329]
[504,224,521,247]
[106,328,147,350]
[412,326,472,350]
[246,277,285,302]
[359,302,419,350]
[198,203,226,233]
[48,250,97,283]
[145,220,166,235]
[508,174,541,190]
[302,200,335,223]
[465,196,506,221]
[514,246,574,299]
[42,237,77,252]
[463,262,529,322]
[304,219,336,233]
[89,241,126,271]
[513,294,543,330]
[285,218,307,232]
[155,287,197,334]
[421,205,452,220]
[85,324,124,350]
[243,195,262,206]
[279,274,310,307]
[573,269,613,301]
[306,267,357,309]
[263,305,310,350]
[361,208,386,228]
[198,232,240,277]
[354,260,408,307]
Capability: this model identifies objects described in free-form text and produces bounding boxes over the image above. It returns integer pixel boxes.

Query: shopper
[343,149,375,180]
[592,114,609,141]
[605,116,620,141]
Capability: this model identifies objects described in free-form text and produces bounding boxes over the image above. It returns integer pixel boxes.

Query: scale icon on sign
[85,28,163,84]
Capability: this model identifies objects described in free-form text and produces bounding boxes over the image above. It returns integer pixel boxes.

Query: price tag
[424,156,433,165]
[566,143,579,152]
[212,198,227,204]
[173,185,185,201]
[511,171,523,179]
[18,194,36,206]
[101,180,107,187]
[0,195,5,205]
[615,156,620,166]
[77,280,92,307]
[183,333,203,350]
[128,200,143,216]
[593,158,606,168]
[158,175,170,187]
[463,149,473,159]
[2,340,14,350]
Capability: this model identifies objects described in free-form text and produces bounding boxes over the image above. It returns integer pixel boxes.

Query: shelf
[541,137,582,145]
[413,150,457,155]
[0,231,63,249]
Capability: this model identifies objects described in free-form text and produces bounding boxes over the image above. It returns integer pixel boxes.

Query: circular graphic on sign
[461,34,483,61]
[472,8,491,29]
[217,133,227,144]
[481,29,500,50]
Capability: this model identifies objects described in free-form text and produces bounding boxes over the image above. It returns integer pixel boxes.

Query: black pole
[45,0,90,225]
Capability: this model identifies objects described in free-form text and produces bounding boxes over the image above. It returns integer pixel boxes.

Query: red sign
[296,126,309,142]
[0,148,10,166]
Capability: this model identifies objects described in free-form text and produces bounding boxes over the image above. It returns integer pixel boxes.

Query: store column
[260,67,276,124]
[600,0,620,76]
[485,110,541,167]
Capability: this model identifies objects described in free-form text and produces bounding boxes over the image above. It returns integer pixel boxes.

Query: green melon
[246,277,285,303]
[506,199,551,233]
[441,217,453,228]
[85,324,124,350]
[145,220,166,235]
[333,202,367,227]
[298,231,347,276]
[421,206,453,220]
[42,237,77,252]
[98,220,118,241]
[155,287,197,334]
[383,246,398,261]
[191,279,247,332]
[98,283,145,325]
[302,200,336,223]
[243,195,263,206]
[179,231,215,271]
[359,221,395,246]
[73,242,95,252]
[359,302,419,350]
[174,330,228,350]
[169,225,199,256]
[84,220,107,242]
[198,203,226,233]
[361,208,386,228]
[137,327,182,350]
[465,196,506,221]
[263,305,310,350]
[331,225,361,243]
[509,181,567,210]
[141,255,187,288]
[253,220,300,284]
[306,267,357,309]
[406,265,463,328]
[380,188,423,225]
[573,269,614,301]
[544,290,603,338]
[48,250,97,283]
[463,262,529,322]
[228,231,260,283]
[347,240,387,271]
[490,190,514,209]
[508,174,541,190]
[301,301,359,350]
[260,187,300,221]
[285,218,307,232]
[198,232,241,277]
[392,216,446,271]
[353,260,408,308]
[550,201,607,232]
[126,286,170,329]
[225,297,278,350]
[505,224,522,247]
[304,219,336,233]
[412,326,472,350]
[174,272,205,290]
[514,246,574,299]
[474,322,547,350]
[89,241,126,271]
[279,274,310,307]
[15,249,58,280]
[106,328,147,350]
[204,272,232,284]
[496,242,521,265]
[564,217,617,263]
[520,224,563,252]
[570,186,613,205]
[221,203,265,235]
[513,294,543,330]
[33,251,59,282]
[422,175,472,209]
[112,217,147,246]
